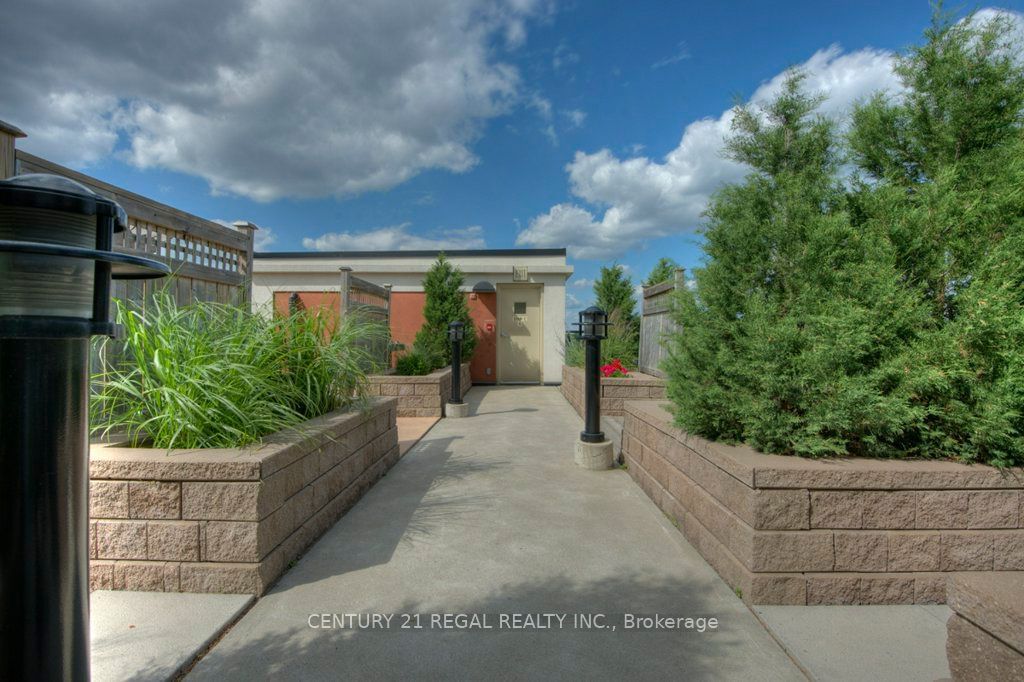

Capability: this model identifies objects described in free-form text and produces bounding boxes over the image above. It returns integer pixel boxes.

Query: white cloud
[541,125,558,146]
[552,42,580,71]
[652,41,690,69]
[214,219,276,251]
[528,93,553,120]
[253,229,277,251]
[562,109,587,128]
[1,0,549,202]
[518,42,904,259]
[571,277,593,288]
[302,224,486,251]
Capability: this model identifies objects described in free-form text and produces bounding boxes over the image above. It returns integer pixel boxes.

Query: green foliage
[564,309,641,370]
[664,10,1024,467]
[413,253,477,368]
[643,258,680,287]
[593,264,639,366]
[90,293,386,449]
[394,348,436,376]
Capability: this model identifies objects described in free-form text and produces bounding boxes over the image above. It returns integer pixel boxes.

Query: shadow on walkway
[190,572,786,680]
[189,386,800,681]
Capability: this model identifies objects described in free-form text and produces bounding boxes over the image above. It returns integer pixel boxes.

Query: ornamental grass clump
[91,292,387,449]
[565,309,638,369]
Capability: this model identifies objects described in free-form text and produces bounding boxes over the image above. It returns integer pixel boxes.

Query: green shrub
[394,348,436,376]
[664,11,1024,467]
[413,253,477,368]
[643,258,680,287]
[564,309,640,370]
[591,265,639,366]
[90,293,387,449]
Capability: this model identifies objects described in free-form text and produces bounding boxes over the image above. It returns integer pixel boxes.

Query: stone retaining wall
[367,363,471,417]
[561,364,666,418]
[89,397,398,595]
[622,399,1024,605]
[946,573,1024,679]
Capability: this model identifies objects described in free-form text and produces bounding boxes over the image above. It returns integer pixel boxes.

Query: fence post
[232,221,259,306]
[674,267,685,291]
[339,266,352,317]
[0,120,26,179]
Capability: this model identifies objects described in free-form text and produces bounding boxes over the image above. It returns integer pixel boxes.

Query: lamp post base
[445,402,470,418]
[574,438,614,470]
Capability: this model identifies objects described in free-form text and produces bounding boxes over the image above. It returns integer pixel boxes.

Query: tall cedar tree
[664,72,927,458]
[847,10,1024,466]
[413,254,477,367]
[593,264,639,365]
[643,258,680,287]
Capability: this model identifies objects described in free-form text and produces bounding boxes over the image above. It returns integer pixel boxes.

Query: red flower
[600,359,629,378]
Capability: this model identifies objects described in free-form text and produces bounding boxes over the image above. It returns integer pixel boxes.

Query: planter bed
[89,397,398,595]
[560,364,666,418]
[622,399,1024,605]
[367,362,470,417]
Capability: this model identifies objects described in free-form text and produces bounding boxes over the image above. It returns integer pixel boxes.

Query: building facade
[252,248,572,384]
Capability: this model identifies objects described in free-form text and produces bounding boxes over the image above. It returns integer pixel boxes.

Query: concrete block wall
[560,365,666,418]
[622,400,1024,605]
[946,573,1024,679]
[366,363,471,417]
[89,397,398,595]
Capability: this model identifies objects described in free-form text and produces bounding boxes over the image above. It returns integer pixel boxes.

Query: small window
[513,301,527,315]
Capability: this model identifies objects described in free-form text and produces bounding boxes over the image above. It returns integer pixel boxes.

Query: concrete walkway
[91,591,253,681]
[188,386,801,680]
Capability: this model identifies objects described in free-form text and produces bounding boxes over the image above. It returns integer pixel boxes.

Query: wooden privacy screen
[12,149,255,385]
[638,269,685,378]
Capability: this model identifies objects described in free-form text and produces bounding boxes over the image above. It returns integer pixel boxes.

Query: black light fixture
[0,174,169,681]
[448,320,465,407]
[574,306,609,443]
[577,305,609,341]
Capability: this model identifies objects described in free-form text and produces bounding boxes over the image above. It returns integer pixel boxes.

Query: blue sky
[5,1,1023,320]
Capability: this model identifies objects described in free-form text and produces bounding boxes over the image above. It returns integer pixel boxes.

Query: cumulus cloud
[571,277,593,288]
[521,9,1024,261]
[302,224,486,251]
[518,43,901,259]
[1,0,549,202]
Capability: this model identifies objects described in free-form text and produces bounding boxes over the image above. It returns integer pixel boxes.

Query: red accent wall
[390,291,496,383]
[273,290,498,383]
[467,291,497,384]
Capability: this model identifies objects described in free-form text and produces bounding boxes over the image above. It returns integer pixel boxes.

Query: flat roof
[254,248,566,259]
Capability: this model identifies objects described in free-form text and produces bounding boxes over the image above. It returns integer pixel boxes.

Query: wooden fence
[271,269,392,367]
[2,120,256,379]
[14,151,256,308]
[638,268,684,377]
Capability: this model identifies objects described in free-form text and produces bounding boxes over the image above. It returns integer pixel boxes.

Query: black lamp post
[448,320,465,405]
[575,306,609,443]
[0,174,169,681]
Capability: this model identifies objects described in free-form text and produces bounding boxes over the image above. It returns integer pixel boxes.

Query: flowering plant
[600,358,629,378]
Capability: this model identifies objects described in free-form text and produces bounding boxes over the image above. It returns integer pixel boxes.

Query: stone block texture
[89,397,399,595]
[621,399,1024,605]
[366,363,470,417]
[946,573,1024,680]
[560,364,666,418]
